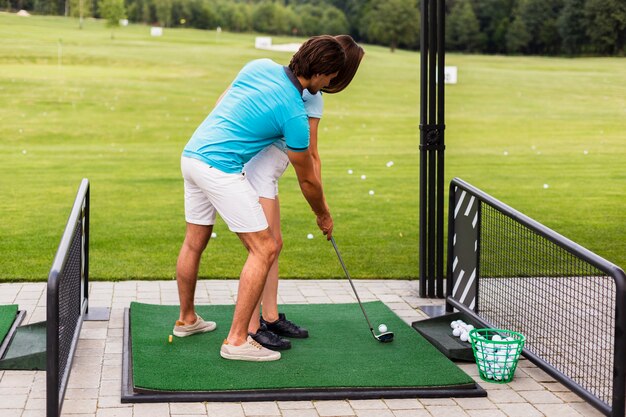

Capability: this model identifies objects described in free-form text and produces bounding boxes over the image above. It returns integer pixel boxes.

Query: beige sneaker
[220,336,281,362]
[173,314,216,337]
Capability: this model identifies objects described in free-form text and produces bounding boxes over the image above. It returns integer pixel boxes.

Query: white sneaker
[220,336,281,362]
[173,314,216,337]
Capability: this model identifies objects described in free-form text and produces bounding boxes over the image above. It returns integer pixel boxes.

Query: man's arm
[308,117,322,181]
[287,149,333,239]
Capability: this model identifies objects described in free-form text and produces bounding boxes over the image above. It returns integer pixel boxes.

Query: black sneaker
[261,313,309,338]
[249,324,291,350]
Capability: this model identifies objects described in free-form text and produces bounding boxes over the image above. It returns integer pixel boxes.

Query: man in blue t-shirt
[174,36,346,362]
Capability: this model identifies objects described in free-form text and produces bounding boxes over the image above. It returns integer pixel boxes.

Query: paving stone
[392,410,432,417]
[466,410,507,417]
[281,410,320,417]
[349,399,388,409]
[419,399,457,406]
[95,407,134,417]
[354,409,395,417]
[517,390,563,404]
[426,405,469,417]
[0,410,24,417]
[384,399,424,410]
[0,393,27,408]
[486,388,527,403]
[507,377,545,391]
[497,403,543,417]
[169,402,207,414]
[453,397,497,409]
[22,410,46,417]
[276,401,314,410]
[206,402,245,417]
[133,402,171,417]
[241,401,280,416]
[534,403,585,416]
[0,373,34,387]
[62,399,98,414]
[567,401,606,417]
[97,395,131,408]
[314,400,355,416]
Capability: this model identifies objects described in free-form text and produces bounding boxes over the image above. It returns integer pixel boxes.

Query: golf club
[330,237,394,343]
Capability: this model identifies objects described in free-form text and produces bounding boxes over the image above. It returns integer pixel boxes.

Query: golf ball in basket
[378,324,387,333]
[307,233,314,239]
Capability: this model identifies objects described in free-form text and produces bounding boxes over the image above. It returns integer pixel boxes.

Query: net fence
[56,220,84,390]
[479,203,615,405]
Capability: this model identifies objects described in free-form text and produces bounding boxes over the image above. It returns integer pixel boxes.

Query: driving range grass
[0,13,624,281]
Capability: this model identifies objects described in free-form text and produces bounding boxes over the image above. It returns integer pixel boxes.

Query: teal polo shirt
[183,59,310,173]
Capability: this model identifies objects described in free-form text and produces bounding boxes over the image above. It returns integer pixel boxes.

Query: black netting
[56,218,83,389]
[478,203,615,406]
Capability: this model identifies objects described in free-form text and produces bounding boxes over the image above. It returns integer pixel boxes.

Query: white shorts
[243,145,290,199]
[181,156,268,233]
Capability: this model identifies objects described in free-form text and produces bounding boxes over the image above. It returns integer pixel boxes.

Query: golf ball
[378,324,387,333]
[307,233,314,239]
[369,190,375,195]
[543,184,549,189]
[347,169,353,174]
[386,161,394,167]
[211,232,217,238]
[361,174,366,180]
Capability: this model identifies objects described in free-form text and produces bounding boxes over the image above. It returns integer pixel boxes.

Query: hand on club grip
[316,212,333,240]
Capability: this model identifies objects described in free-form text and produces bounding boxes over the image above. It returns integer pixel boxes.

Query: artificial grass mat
[130,301,475,392]
[0,305,18,346]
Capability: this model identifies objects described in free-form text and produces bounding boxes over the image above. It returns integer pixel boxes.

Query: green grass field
[0,13,624,281]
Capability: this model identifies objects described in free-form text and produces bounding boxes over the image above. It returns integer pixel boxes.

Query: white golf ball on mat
[378,324,387,333]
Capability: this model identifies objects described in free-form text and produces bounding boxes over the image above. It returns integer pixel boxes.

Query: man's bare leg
[227,228,277,346]
[248,197,282,333]
[177,223,212,324]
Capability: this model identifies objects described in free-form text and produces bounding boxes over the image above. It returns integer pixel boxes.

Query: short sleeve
[303,89,324,119]
[283,115,310,152]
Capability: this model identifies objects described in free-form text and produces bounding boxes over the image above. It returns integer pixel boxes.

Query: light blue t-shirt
[273,89,324,152]
[183,59,310,173]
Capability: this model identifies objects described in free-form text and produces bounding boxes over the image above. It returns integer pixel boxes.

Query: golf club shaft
[330,237,375,331]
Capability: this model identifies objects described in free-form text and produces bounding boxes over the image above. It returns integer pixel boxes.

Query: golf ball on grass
[378,324,387,333]
[369,190,375,195]
[307,233,314,239]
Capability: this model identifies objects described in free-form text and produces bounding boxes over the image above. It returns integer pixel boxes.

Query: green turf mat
[0,305,18,346]
[130,302,474,392]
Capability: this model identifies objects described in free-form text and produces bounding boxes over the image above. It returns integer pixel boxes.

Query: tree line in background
[4,0,625,55]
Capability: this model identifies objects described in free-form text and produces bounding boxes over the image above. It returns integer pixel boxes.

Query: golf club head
[374,331,394,343]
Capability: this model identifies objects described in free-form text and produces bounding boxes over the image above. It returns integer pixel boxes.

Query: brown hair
[289,35,346,79]
[323,35,364,94]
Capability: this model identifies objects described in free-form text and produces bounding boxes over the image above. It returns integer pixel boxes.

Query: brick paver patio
[0,280,605,417]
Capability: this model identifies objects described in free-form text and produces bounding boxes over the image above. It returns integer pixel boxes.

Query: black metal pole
[436,0,446,298]
[419,0,429,297]
[419,0,445,298]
